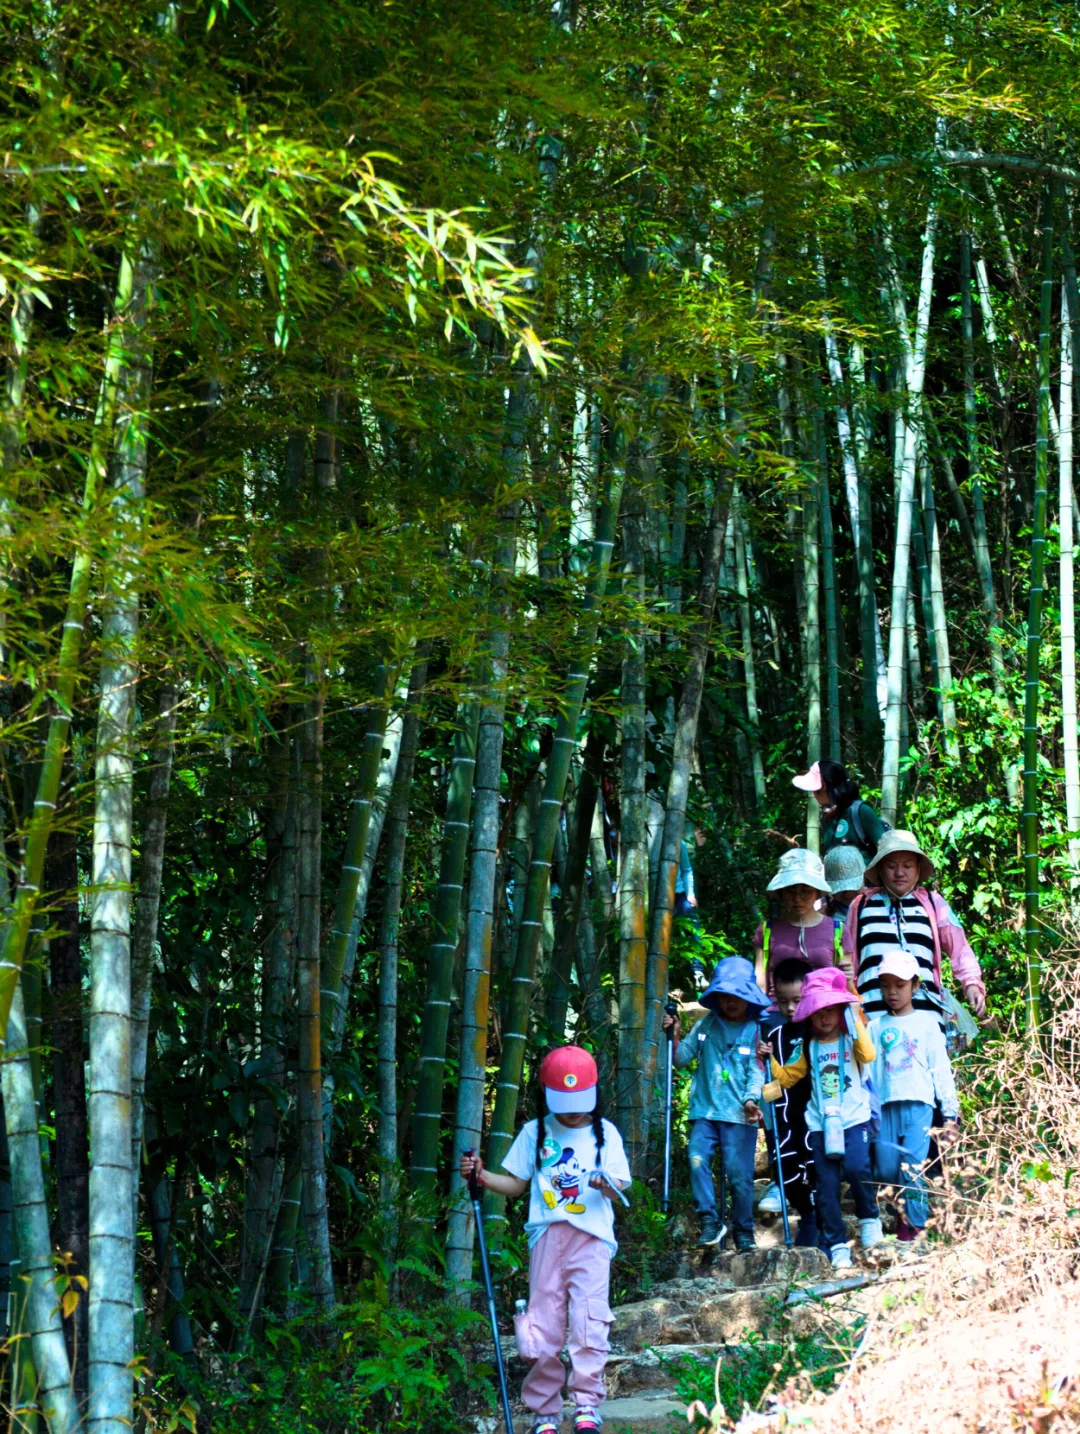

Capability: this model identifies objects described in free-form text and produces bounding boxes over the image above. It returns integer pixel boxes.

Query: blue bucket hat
[700,956,770,1016]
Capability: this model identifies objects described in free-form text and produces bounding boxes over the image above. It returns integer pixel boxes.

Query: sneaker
[757,1181,782,1213]
[830,1242,853,1269]
[735,1235,757,1252]
[573,1412,602,1433]
[859,1217,884,1250]
[697,1215,724,1247]
[895,1216,923,1243]
[529,1423,560,1434]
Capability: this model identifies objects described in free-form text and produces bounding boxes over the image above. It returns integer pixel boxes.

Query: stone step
[601,1390,686,1432]
[607,1342,729,1398]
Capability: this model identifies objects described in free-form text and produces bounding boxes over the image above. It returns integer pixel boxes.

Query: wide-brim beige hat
[865,829,935,886]
[766,847,831,895]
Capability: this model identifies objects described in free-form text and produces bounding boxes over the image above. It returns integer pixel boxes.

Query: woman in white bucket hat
[752,848,845,994]
[840,829,987,1030]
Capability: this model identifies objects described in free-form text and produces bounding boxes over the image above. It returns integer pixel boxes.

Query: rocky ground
[470,1187,905,1434]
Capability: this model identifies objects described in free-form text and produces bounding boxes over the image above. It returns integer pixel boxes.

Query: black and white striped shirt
[855,891,944,1028]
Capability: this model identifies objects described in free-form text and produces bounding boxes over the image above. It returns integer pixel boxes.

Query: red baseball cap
[539,1045,598,1114]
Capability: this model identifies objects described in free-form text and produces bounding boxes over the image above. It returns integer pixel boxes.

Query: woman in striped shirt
[841,831,986,1029]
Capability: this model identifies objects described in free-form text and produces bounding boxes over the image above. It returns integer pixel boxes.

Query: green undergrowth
[171,1297,489,1434]
[664,1303,865,1424]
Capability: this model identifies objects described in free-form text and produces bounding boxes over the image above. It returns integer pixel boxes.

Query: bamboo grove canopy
[1,0,1080,1430]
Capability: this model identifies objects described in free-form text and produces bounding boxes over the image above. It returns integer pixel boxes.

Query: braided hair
[535,1081,606,1169]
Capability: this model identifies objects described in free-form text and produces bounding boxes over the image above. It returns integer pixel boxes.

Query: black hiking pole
[466,1152,516,1434]
[765,1099,793,1247]
[662,999,678,1215]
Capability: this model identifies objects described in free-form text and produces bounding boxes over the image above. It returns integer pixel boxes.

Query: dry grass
[723,953,1080,1434]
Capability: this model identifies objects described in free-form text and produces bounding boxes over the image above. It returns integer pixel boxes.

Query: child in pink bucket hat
[764,967,882,1268]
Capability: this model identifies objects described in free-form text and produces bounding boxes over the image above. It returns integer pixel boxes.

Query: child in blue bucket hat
[662,956,768,1249]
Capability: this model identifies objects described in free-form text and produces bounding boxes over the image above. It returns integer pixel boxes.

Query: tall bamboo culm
[1060,274,1080,894]
[0,252,135,1046]
[617,486,648,1172]
[408,699,480,1208]
[88,248,151,1434]
[881,206,937,823]
[1023,204,1053,1034]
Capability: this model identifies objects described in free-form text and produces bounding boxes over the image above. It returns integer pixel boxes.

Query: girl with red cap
[459,1045,629,1434]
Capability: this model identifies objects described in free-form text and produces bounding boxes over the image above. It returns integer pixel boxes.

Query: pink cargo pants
[513,1222,614,1417]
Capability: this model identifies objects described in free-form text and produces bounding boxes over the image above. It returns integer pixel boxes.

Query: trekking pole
[466,1152,516,1434]
[765,1098,793,1247]
[661,999,678,1215]
[718,1168,728,1251]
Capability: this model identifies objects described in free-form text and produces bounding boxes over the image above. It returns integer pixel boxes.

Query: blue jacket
[675,1014,765,1123]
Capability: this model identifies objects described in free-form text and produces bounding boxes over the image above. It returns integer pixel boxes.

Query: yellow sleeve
[852,1016,875,1065]
[767,1048,809,1090]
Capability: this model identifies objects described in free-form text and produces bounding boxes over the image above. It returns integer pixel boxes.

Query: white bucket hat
[865,829,935,886]
[766,847,831,895]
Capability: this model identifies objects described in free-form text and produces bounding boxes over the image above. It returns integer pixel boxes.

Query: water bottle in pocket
[823,1101,845,1159]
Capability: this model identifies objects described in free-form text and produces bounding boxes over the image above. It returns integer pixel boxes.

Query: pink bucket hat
[792,966,858,1024]
[792,762,822,793]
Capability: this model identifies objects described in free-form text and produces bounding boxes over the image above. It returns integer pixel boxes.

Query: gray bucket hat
[823,844,866,894]
[865,829,935,886]
[766,847,831,895]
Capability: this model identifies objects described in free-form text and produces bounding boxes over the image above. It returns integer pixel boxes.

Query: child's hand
[743,1099,763,1123]
[963,984,987,1018]
[459,1150,485,1186]
[662,1011,681,1040]
[756,1038,773,1061]
[588,1171,621,1201]
[937,1120,960,1148]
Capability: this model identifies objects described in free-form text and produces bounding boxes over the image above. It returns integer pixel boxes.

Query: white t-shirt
[502,1115,632,1254]
[869,1009,959,1118]
[806,1036,872,1132]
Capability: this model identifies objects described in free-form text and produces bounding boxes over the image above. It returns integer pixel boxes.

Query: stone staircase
[474,1234,884,1433]
[471,1147,898,1433]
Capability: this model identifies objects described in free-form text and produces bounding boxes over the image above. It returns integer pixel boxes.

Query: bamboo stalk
[617,484,648,1172]
[319,666,393,1053]
[408,699,481,1205]
[1022,206,1053,1035]
[238,727,296,1329]
[817,401,841,759]
[2,982,78,1433]
[881,206,938,823]
[89,246,152,1434]
[295,661,334,1312]
[1061,275,1080,892]
[0,251,135,1049]
[376,656,428,1221]
[921,455,959,754]
[734,498,766,803]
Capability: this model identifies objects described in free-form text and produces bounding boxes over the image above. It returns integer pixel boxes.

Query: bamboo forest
[4,1,1080,1432]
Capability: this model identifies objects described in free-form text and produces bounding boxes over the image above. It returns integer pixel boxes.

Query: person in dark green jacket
[792,759,889,862]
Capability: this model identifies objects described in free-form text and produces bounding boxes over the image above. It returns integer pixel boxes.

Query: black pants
[808,1122,878,1250]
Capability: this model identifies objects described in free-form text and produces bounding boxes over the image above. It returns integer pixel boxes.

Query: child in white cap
[870,950,960,1241]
